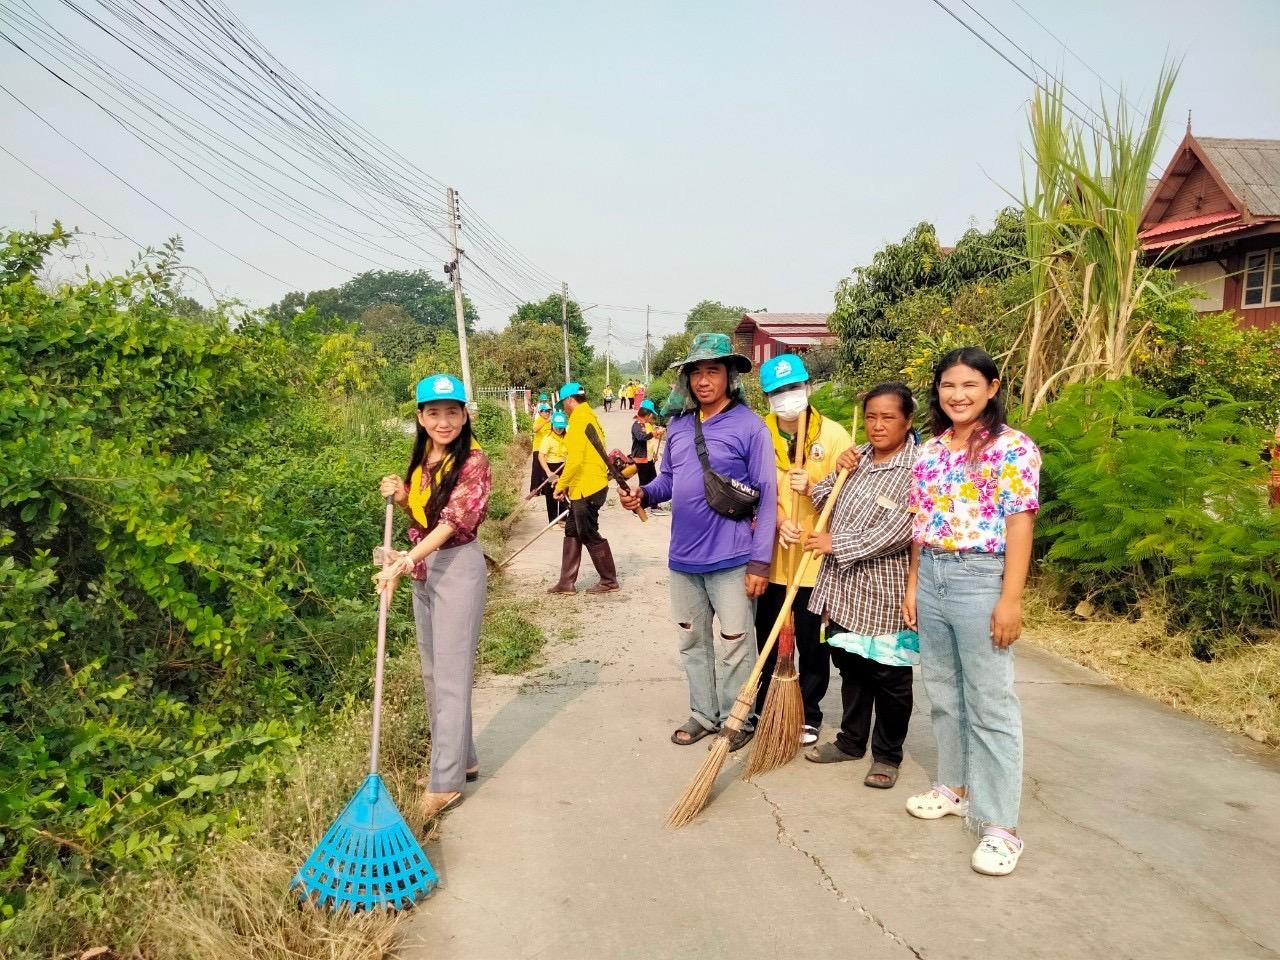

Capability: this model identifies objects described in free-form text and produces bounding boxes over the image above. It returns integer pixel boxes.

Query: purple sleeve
[641,420,676,506]
[747,421,777,577]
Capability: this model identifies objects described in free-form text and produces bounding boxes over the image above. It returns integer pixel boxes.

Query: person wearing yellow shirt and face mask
[755,353,852,746]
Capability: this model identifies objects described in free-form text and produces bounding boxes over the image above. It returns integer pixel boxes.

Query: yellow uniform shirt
[767,412,853,587]
[555,402,610,500]
[539,431,568,464]
[532,413,551,446]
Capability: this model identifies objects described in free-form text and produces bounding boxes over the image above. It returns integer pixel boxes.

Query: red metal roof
[1139,210,1240,240]
[1140,215,1279,251]
[739,312,830,332]
[771,333,835,346]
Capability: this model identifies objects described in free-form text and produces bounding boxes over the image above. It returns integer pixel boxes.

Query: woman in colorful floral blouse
[902,347,1041,877]
[377,374,492,822]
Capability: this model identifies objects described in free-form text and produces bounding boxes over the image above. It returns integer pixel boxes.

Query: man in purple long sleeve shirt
[619,334,777,751]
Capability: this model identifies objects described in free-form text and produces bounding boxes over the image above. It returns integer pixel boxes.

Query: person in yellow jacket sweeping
[754,353,852,745]
[548,382,620,594]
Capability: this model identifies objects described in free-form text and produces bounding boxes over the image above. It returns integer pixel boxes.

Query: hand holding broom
[667,465,853,828]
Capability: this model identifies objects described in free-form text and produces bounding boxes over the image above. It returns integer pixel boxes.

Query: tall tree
[267,268,477,333]
[508,293,593,374]
[685,299,747,335]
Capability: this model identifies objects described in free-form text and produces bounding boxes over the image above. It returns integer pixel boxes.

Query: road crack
[751,781,927,959]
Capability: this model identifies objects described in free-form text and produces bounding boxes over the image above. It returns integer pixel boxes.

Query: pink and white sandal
[905,784,968,820]
[971,827,1024,876]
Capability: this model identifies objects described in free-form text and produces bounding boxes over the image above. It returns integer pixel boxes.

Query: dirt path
[401,406,1280,960]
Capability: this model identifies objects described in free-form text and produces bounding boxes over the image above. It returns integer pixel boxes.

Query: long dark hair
[928,347,1005,460]
[405,401,474,530]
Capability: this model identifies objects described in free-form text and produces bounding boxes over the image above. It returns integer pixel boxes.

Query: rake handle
[496,509,570,568]
[369,496,395,776]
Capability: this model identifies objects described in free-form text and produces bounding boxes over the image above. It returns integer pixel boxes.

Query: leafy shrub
[1028,379,1280,654]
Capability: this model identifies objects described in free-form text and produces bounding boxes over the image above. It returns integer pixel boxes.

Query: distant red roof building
[1140,132,1280,329]
[733,312,835,367]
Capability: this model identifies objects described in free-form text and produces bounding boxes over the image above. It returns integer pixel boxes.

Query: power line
[0,140,142,246]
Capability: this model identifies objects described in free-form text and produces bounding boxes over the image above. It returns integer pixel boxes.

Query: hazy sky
[4,0,1280,360]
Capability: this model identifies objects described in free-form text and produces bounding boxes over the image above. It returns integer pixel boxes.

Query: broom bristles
[743,672,804,780]
[666,690,757,828]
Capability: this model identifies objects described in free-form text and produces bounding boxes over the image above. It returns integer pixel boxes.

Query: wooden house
[1140,132,1280,329]
[732,312,836,366]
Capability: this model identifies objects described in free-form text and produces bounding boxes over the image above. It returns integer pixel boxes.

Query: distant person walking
[619,334,776,751]
[804,382,917,791]
[549,382,620,594]
[902,347,1040,877]
[602,386,615,412]
[376,374,491,821]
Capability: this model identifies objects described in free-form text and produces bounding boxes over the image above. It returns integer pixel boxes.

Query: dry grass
[1025,591,1280,747]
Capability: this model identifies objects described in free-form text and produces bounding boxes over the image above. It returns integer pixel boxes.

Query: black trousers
[753,583,828,728]
[564,487,607,546]
[636,460,657,487]
[829,640,913,766]
[530,454,546,493]
[543,461,564,523]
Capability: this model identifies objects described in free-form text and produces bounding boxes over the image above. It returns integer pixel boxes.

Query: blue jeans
[670,566,756,733]
[916,550,1023,830]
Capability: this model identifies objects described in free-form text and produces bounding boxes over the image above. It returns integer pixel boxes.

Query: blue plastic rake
[293,499,439,912]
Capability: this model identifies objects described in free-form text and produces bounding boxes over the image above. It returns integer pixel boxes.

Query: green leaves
[1028,380,1280,649]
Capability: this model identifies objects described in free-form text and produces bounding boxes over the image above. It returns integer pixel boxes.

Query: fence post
[508,388,518,436]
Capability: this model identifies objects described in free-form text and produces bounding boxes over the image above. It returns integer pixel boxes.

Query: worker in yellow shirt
[549,382,619,594]
[531,401,554,496]
[538,411,569,524]
[755,353,852,745]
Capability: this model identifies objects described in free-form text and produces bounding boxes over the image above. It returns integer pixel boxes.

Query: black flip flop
[671,718,714,745]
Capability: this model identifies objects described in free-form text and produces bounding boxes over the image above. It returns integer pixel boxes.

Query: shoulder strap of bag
[691,400,736,475]
[584,422,611,467]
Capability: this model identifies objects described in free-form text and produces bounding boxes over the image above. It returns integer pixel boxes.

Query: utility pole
[605,317,612,387]
[445,187,475,405]
[560,280,571,383]
[644,303,651,383]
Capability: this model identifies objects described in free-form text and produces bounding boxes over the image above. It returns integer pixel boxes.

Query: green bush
[1028,379,1280,654]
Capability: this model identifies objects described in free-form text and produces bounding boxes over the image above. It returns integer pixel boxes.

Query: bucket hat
[668,332,752,373]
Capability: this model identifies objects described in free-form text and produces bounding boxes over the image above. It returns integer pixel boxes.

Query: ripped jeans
[670,566,756,733]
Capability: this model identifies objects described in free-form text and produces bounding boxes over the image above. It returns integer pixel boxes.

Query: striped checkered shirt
[806,439,917,637]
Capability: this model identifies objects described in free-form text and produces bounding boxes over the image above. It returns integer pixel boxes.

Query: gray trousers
[670,566,756,732]
[411,540,487,792]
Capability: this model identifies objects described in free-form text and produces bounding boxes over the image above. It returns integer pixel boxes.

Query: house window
[1242,248,1280,308]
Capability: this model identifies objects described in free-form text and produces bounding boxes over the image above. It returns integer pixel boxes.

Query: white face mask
[768,389,808,419]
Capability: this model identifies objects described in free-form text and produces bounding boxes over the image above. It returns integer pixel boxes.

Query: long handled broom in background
[294,498,439,912]
[667,467,852,828]
[743,407,809,779]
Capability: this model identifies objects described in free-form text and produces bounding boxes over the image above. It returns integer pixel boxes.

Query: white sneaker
[971,828,1024,876]
[905,785,968,820]
[801,724,819,746]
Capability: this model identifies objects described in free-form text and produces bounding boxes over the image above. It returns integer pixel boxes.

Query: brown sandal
[864,761,899,789]
[672,718,714,745]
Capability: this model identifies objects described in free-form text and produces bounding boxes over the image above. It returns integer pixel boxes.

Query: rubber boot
[584,539,620,594]
[547,537,582,593]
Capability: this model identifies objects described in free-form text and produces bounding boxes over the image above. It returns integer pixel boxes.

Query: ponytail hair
[404,401,475,530]
[928,347,1005,461]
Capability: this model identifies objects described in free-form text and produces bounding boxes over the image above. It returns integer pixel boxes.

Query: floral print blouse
[907,427,1041,554]
[406,448,492,579]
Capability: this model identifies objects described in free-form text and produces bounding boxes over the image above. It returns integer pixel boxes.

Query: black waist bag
[692,407,761,520]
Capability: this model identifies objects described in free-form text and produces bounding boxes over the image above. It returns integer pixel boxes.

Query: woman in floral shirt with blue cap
[902,347,1041,877]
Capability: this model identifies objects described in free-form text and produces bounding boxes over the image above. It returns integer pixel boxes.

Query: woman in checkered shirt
[801,382,919,791]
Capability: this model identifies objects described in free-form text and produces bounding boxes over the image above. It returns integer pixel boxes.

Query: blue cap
[415,373,468,404]
[638,399,657,415]
[551,411,568,430]
[537,402,551,412]
[759,353,809,394]
[538,393,549,401]
[556,382,584,404]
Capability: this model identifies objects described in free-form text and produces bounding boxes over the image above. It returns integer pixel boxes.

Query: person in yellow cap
[549,382,619,594]
[755,352,852,746]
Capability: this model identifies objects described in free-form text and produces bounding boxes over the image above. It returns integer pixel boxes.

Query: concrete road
[401,405,1280,960]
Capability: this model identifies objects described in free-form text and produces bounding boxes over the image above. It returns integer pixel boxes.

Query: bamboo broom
[666,466,852,828]
[743,406,809,779]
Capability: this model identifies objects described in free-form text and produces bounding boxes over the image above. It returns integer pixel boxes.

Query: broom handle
[497,509,570,568]
[789,406,809,583]
[745,468,850,693]
[369,496,395,776]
